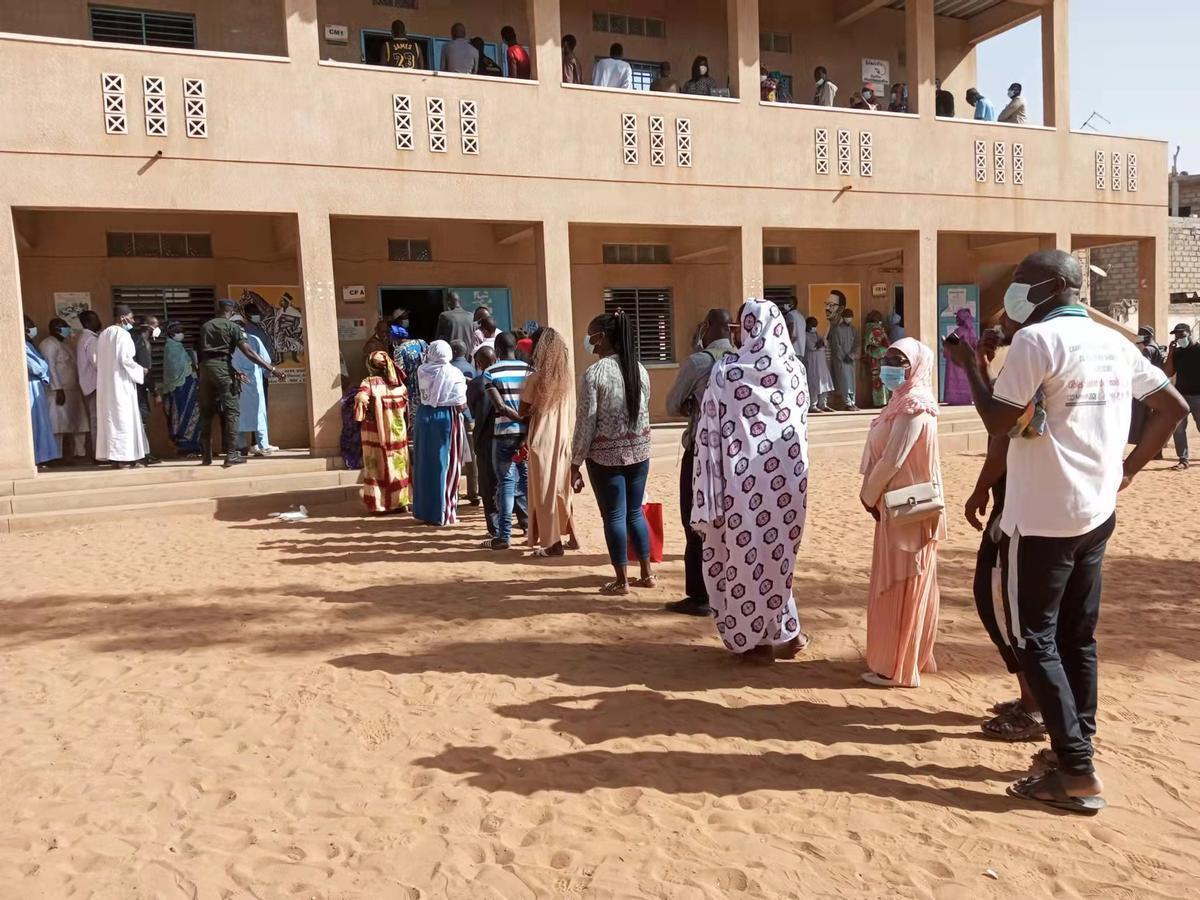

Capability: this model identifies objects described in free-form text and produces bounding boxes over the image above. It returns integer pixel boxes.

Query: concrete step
[6,469,361,515]
[1,484,361,534]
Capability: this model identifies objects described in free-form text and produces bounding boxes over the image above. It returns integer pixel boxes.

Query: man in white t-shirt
[948,249,1186,815]
[592,43,633,90]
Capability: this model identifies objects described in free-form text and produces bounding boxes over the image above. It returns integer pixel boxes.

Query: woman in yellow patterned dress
[354,350,412,513]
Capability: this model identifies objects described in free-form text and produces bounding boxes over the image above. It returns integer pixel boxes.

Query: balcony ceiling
[887,0,1009,17]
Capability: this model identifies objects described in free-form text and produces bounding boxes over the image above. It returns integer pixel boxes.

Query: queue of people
[378,19,530,79]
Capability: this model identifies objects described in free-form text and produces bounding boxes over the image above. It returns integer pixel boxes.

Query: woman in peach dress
[859,337,945,688]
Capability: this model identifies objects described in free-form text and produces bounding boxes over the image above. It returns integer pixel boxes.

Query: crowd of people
[23,299,280,470]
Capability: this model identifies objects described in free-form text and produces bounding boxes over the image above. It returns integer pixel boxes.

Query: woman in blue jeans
[570,311,654,595]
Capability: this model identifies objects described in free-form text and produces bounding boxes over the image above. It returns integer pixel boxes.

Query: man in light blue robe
[232,326,273,455]
[25,315,61,465]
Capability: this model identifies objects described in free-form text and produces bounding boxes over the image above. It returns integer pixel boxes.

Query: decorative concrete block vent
[814,128,830,175]
[183,78,207,139]
[459,99,479,155]
[1095,150,1107,191]
[102,73,127,135]
[837,129,852,176]
[1128,153,1138,192]
[676,117,691,167]
[622,113,638,165]
[427,97,447,153]
[649,115,665,166]
[859,131,873,177]
[392,94,413,151]
[1112,152,1123,192]
[143,75,167,136]
[993,141,1007,184]
[1013,143,1024,186]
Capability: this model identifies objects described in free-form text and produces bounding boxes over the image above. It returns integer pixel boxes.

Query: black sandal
[1007,770,1106,815]
[982,707,1047,742]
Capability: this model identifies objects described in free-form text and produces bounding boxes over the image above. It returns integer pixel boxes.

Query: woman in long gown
[232,327,273,456]
[159,322,202,456]
[25,317,60,466]
[803,316,835,413]
[354,350,411,513]
[692,299,812,665]
[859,337,945,688]
[942,307,978,405]
[863,311,891,407]
[519,327,579,557]
[412,341,467,526]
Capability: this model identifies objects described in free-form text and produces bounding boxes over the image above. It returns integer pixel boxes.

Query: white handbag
[883,481,944,523]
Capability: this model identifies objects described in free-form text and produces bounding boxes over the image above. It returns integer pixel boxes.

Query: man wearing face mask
[947,250,1186,814]
[1165,323,1200,471]
[813,66,837,107]
[76,310,103,461]
[998,82,1027,124]
[131,315,162,465]
[38,317,90,463]
[827,302,860,411]
[850,85,878,111]
[664,308,734,617]
[95,305,149,468]
[242,302,279,453]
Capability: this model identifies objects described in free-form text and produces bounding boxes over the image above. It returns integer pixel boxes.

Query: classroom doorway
[379,286,513,343]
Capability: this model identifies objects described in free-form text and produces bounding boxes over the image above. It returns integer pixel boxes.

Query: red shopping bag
[629,502,665,563]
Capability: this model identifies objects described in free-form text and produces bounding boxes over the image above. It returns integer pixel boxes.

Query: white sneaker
[250,446,267,457]
[261,444,280,453]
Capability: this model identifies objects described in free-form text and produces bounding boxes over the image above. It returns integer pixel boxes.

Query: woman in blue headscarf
[25,314,60,466]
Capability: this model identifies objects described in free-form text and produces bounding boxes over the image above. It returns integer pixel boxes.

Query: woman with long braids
[520,328,579,557]
[570,311,654,595]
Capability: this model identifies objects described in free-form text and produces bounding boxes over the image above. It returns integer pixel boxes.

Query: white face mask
[583,334,596,354]
[26,326,37,339]
[249,314,261,323]
[1003,277,1057,325]
[151,326,162,340]
[1176,336,1191,349]
[1008,89,1018,99]
[698,65,708,76]
[170,333,184,342]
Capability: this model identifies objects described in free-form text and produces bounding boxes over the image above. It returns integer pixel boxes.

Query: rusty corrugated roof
[887,0,1009,18]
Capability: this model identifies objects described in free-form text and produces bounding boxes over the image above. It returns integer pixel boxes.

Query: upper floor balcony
[0,0,1168,213]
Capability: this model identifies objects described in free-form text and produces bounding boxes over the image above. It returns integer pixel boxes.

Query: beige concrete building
[0,0,1169,479]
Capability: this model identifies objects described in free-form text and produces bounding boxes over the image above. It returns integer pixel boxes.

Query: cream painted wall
[315,0,531,66]
[14,210,310,452]
[0,1,289,57]
[329,217,539,381]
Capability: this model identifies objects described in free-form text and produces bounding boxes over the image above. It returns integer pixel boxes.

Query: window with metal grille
[602,243,670,265]
[759,32,792,54]
[373,0,417,8]
[764,286,798,312]
[106,232,213,258]
[388,239,432,261]
[592,12,666,39]
[763,246,796,266]
[603,288,675,364]
[89,6,197,49]
[112,285,217,373]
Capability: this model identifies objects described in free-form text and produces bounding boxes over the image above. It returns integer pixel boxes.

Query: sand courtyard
[1,446,1197,899]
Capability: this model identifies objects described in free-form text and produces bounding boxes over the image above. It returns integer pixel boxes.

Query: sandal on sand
[629,575,657,589]
[599,581,630,596]
[775,632,814,660]
[1031,748,1059,771]
[1172,461,1190,472]
[989,697,1023,716]
[1007,771,1106,815]
[529,545,565,558]
[982,708,1047,742]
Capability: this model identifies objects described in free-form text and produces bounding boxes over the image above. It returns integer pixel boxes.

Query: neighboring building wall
[0,1,289,56]
[1090,242,1139,310]
[1174,176,1200,216]
[1170,216,1200,297]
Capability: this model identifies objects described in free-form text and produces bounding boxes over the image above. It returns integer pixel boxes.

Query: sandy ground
[2,444,1199,900]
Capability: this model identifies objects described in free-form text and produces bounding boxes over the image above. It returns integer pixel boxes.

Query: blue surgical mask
[880,365,907,391]
[1003,277,1056,325]
[121,322,134,331]
[57,326,73,339]
[1008,89,1018,99]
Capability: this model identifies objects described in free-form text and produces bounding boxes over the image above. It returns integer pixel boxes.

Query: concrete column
[1041,0,1069,129]
[727,0,760,101]
[529,0,563,92]
[294,210,342,457]
[905,0,936,118]
[535,219,575,371]
[284,0,320,64]
[1138,234,1168,341]
[1039,230,1072,252]
[738,224,764,301]
[0,206,35,480]
[903,229,939,360]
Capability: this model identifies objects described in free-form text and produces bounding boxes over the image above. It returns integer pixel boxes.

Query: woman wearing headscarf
[354,350,411,514]
[159,321,202,456]
[692,299,812,665]
[571,311,653,595]
[942,307,978,405]
[413,340,468,526]
[885,313,905,345]
[863,310,891,408]
[520,328,579,557]
[859,338,945,687]
[803,316,835,413]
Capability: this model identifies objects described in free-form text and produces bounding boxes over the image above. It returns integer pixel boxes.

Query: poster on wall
[229,284,306,384]
[862,58,890,89]
[337,317,368,341]
[53,292,91,331]
[806,283,862,325]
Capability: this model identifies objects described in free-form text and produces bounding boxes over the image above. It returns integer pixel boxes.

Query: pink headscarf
[874,337,939,424]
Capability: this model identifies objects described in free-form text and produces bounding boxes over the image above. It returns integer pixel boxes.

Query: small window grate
[764,286,798,311]
[388,238,432,261]
[763,246,797,266]
[603,287,675,364]
[107,232,213,258]
[760,32,792,54]
[602,243,670,265]
[593,12,666,39]
[89,6,197,49]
